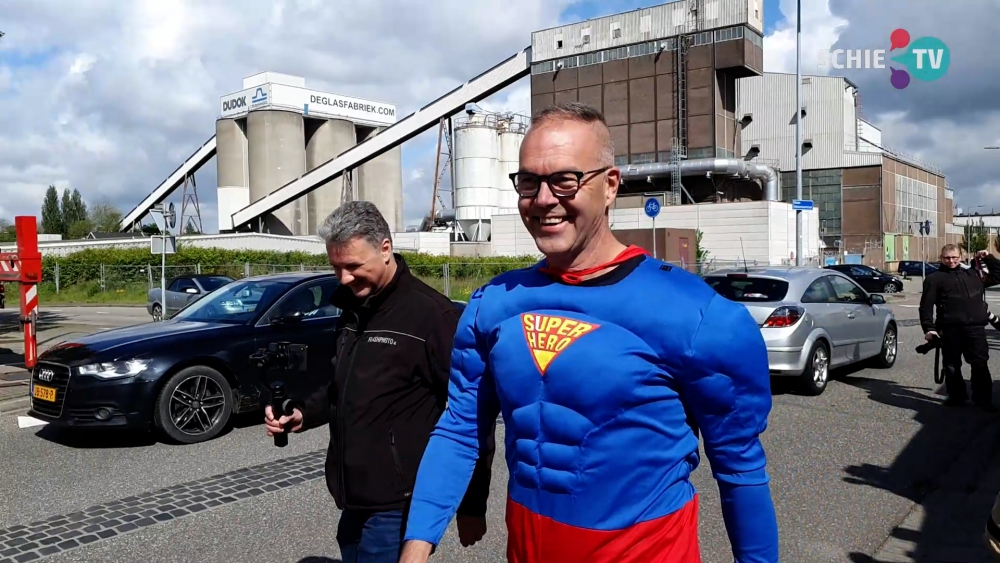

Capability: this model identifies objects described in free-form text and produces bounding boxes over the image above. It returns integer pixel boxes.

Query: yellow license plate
[32,384,56,402]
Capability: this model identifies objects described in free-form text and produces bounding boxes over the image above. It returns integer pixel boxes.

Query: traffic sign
[644,198,661,218]
[792,199,814,211]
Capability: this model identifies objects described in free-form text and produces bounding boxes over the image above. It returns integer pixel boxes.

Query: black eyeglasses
[508,167,611,198]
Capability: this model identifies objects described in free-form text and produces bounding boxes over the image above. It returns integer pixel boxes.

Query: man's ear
[605,167,621,209]
[382,239,392,262]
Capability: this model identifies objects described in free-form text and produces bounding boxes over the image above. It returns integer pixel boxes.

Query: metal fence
[3,259,826,303]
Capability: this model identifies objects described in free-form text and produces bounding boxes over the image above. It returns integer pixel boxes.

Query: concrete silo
[453,112,500,242]
[215,118,250,233]
[248,110,306,235]
[305,118,355,235]
[358,126,405,233]
[496,113,528,216]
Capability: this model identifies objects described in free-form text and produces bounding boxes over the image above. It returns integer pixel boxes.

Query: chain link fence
[2,258,824,305]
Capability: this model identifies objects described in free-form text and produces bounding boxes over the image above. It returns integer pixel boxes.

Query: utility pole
[794,0,804,266]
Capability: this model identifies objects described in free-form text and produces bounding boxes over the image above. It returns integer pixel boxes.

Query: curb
[0,396,28,414]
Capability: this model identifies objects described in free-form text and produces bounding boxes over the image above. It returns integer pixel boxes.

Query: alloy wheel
[813,346,829,385]
[168,375,227,436]
[884,329,897,363]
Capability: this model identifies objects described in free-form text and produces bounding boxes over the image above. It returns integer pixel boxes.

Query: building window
[688,147,715,159]
[582,27,591,45]
[895,175,938,234]
[780,169,843,235]
[615,155,629,166]
[631,152,656,164]
[555,35,564,50]
[714,26,744,43]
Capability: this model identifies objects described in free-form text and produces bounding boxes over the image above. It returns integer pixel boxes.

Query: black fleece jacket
[298,254,495,515]
[919,254,1000,333]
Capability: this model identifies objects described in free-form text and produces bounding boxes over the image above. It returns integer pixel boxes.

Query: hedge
[38,246,541,287]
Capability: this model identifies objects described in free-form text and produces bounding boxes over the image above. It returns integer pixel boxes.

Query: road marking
[96,311,109,315]
[17,415,48,429]
[898,305,919,308]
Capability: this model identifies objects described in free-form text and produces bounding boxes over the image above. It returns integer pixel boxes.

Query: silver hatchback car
[703,267,898,395]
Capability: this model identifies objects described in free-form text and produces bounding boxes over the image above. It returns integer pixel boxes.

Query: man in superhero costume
[398,102,780,563]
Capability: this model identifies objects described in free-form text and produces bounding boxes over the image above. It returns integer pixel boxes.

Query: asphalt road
[1,298,999,562]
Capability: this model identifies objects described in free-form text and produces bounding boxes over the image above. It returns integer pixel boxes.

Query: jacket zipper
[389,426,411,499]
[337,310,362,508]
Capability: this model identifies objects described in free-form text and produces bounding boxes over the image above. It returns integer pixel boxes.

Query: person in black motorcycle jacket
[919,244,1000,409]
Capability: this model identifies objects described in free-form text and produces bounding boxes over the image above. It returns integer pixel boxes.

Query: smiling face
[516,118,620,266]
[326,236,394,299]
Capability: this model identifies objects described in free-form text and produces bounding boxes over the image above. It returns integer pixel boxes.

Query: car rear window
[199,276,233,291]
[704,275,790,302]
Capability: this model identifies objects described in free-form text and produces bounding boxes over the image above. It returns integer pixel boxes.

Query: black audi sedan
[28,271,345,444]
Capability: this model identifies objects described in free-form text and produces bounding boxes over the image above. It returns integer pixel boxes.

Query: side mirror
[184,287,199,295]
[870,294,886,305]
[273,311,305,325]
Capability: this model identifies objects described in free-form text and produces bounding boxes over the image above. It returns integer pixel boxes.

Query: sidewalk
[0,362,29,414]
[869,415,1000,563]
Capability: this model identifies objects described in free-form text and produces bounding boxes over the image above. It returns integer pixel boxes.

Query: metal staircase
[669,0,702,206]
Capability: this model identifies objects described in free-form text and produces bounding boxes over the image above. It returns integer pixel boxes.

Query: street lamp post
[794,0,803,266]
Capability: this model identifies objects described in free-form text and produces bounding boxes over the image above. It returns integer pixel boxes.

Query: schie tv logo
[817,29,950,90]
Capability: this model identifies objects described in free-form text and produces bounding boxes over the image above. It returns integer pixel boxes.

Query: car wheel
[152,304,163,322]
[799,340,830,396]
[874,324,897,368]
[153,366,233,444]
[883,282,900,293]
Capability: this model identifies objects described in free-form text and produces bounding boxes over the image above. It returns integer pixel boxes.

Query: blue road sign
[644,198,661,219]
[792,199,814,211]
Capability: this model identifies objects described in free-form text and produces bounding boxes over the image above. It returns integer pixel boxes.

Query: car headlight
[78,360,151,379]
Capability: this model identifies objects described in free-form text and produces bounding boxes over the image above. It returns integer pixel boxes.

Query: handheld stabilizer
[250,341,308,448]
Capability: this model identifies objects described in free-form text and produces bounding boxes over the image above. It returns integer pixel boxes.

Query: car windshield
[704,275,790,302]
[173,279,292,324]
[198,276,234,292]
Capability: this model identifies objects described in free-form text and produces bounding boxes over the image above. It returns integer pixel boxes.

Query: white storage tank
[453,111,499,242]
[496,113,528,216]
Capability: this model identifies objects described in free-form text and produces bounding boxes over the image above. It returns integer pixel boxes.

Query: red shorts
[505,494,701,563]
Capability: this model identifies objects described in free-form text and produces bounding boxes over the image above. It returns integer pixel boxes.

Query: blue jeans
[336,509,405,563]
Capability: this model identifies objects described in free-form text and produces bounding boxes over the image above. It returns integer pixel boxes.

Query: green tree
[89,201,124,233]
[960,226,990,254]
[40,185,63,235]
[0,218,15,243]
[67,220,93,239]
[70,189,87,225]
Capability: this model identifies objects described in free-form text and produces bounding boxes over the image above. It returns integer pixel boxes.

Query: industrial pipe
[619,159,780,202]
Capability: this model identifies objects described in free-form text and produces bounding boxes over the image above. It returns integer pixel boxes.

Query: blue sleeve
[680,293,779,563]
[403,290,501,545]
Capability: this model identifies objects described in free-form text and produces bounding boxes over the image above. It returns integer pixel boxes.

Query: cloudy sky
[1,0,995,233]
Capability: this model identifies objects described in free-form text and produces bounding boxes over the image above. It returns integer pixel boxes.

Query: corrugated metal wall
[531,0,753,63]
[737,73,864,171]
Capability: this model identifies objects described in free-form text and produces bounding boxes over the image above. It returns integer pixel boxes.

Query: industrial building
[215,72,403,235]
[450,109,529,242]
[114,0,957,268]
[737,72,963,267]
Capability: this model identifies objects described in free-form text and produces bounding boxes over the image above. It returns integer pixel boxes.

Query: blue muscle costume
[404,249,780,562]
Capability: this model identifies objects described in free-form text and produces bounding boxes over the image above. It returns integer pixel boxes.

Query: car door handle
[847,312,856,319]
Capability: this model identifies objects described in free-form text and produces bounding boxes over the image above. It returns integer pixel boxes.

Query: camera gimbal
[250,341,308,448]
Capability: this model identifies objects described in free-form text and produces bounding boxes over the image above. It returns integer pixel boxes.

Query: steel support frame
[0,216,41,368]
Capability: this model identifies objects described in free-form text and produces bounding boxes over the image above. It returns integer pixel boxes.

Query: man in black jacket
[264,201,495,562]
[920,244,1000,408]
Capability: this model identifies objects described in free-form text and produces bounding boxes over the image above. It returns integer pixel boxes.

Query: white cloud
[0,0,571,232]
[763,0,848,74]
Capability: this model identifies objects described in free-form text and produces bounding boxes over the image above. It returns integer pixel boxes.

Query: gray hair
[317,200,392,249]
[531,102,615,166]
